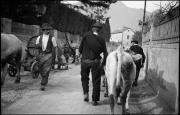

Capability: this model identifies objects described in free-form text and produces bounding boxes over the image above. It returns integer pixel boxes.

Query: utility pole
[142,0,147,45]
[142,0,147,33]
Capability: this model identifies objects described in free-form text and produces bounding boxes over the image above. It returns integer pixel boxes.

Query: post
[142,0,147,34]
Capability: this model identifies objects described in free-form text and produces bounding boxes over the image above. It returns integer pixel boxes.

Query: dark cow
[105,44,136,114]
[1,33,26,86]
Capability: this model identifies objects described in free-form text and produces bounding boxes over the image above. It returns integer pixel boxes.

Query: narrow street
[1,64,174,114]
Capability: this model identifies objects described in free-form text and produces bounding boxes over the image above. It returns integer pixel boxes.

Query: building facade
[110,27,135,49]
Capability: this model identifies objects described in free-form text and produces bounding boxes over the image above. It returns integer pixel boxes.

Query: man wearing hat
[129,40,145,86]
[79,22,108,105]
[35,23,57,91]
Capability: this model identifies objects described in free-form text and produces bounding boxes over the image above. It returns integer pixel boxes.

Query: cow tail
[116,46,123,87]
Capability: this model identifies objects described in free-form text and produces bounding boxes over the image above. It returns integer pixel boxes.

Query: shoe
[104,92,108,97]
[84,93,89,102]
[40,85,46,91]
[92,101,98,106]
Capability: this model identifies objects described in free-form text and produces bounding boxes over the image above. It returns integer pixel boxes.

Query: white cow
[105,44,136,114]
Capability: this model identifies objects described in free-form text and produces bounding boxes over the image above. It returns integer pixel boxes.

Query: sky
[61,1,175,13]
[121,1,173,12]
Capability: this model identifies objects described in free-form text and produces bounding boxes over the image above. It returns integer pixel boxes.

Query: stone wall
[142,17,179,113]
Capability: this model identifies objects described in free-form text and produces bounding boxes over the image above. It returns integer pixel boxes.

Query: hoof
[40,85,46,91]
[84,93,89,102]
[15,79,20,83]
[126,109,130,114]
[104,93,108,97]
[1,82,4,86]
[122,109,130,115]
[92,101,98,106]
[32,73,39,79]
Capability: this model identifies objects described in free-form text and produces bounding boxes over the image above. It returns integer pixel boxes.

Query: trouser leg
[81,62,90,94]
[91,61,101,101]
[135,66,140,82]
[39,55,52,86]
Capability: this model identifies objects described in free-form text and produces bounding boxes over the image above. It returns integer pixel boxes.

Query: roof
[111,26,135,34]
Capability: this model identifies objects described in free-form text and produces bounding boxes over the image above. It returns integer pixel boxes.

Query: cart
[7,36,40,78]
[7,35,68,77]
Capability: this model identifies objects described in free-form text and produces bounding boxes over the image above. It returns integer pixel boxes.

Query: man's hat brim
[92,22,102,29]
[92,25,102,29]
[41,23,53,30]
[42,27,52,30]
[131,40,139,43]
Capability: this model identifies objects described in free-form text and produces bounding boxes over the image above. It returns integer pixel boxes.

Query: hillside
[108,1,151,32]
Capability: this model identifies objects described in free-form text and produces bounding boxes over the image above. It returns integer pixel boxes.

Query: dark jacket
[130,44,145,66]
[79,31,108,66]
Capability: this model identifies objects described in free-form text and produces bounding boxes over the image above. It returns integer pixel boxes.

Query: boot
[84,93,89,102]
[40,85,46,91]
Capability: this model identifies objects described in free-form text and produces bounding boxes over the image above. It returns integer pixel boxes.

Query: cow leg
[121,91,131,114]
[104,77,109,97]
[1,63,8,86]
[121,84,132,114]
[102,76,106,87]
[125,91,131,113]
[115,87,121,104]
[109,94,115,115]
[15,63,21,83]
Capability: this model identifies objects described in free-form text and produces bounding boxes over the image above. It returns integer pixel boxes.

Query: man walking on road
[79,22,108,106]
[129,40,145,86]
[35,23,58,91]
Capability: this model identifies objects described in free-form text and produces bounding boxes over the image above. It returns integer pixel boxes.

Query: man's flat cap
[41,23,53,30]
[131,40,139,44]
[92,22,102,29]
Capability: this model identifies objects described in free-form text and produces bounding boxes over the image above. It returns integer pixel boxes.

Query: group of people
[79,22,146,106]
[34,22,145,106]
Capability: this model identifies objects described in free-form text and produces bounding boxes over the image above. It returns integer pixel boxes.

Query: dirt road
[1,64,173,114]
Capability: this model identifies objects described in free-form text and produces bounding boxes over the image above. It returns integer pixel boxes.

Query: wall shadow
[145,67,177,113]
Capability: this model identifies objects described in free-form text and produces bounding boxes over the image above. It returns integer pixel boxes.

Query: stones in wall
[143,17,179,44]
[153,17,179,41]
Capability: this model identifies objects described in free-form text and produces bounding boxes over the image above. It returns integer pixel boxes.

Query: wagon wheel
[27,36,40,57]
[31,61,39,79]
[8,64,17,77]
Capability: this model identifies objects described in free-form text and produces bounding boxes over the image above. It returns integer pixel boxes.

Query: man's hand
[79,54,82,59]
[131,54,142,61]
[35,44,41,49]
[141,63,144,68]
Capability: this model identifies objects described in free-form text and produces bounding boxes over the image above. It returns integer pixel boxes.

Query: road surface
[1,64,174,114]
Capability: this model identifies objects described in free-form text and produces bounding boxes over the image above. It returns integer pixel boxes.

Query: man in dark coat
[79,22,108,106]
[129,40,145,86]
[35,23,57,91]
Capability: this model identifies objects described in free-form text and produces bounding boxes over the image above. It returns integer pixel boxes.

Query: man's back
[79,31,106,60]
[130,44,145,67]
